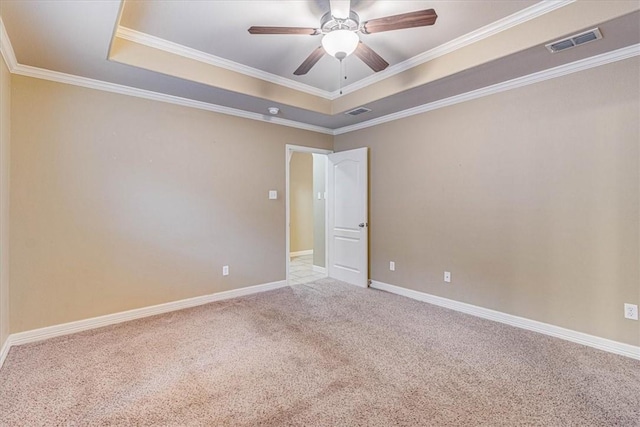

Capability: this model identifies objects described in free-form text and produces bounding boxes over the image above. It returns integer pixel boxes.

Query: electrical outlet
[222,265,229,276]
[624,303,638,320]
[389,261,395,271]
[444,271,451,283]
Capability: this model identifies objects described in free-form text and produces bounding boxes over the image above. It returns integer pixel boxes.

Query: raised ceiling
[1,1,639,133]
[118,0,537,92]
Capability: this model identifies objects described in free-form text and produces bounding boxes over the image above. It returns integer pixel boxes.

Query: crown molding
[334,43,640,135]
[115,1,574,101]
[11,63,333,134]
[4,13,638,137]
[330,0,576,98]
[5,42,638,138]
[116,26,333,100]
[2,16,331,134]
[0,17,18,71]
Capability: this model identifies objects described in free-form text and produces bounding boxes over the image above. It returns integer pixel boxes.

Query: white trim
[330,0,576,97]
[334,43,640,135]
[12,43,639,138]
[117,2,575,101]
[290,250,313,257]
[11,63,334,135]
[312,265,327,275]
[0,17,17,71]
[371,280,640,361]
[0,17,333,135]
[0,280,287,370]
[0,337,10,370]
[2,18,639,138]
[0,17,13,374]
[116,27,331,100]
[0,17,331,135]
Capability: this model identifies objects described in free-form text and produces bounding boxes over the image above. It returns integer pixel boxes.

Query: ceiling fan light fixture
[322,30,359,59]
[250,7,436,75]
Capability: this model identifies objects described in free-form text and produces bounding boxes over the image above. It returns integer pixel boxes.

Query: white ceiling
[1,1,639,131]
[119,0,537,92]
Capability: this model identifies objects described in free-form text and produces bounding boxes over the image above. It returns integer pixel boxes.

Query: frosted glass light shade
[322,30,359,58]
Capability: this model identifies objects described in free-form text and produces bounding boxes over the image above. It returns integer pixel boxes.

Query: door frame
[285,144,333,285]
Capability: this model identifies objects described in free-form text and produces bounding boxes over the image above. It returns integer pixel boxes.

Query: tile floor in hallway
[289,254,327,285]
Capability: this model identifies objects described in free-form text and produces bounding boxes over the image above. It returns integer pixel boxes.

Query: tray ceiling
[1,1,638,132]
[118,0,537,93]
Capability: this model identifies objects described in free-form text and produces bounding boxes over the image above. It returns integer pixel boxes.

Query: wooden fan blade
[294,46,325,75]
[354,42,389,72]
[361,9,437,34]
[248,26,320,35]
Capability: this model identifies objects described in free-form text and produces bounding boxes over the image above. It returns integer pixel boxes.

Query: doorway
[286,145,331,285]
[286,145,370,288]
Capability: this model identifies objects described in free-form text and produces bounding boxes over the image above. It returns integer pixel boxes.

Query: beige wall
[290,152,314,253]
[312,153,326,268]
[5,53,639,349]
[10,75,331,333]
[0,56,10,348]
[335,57,640,346]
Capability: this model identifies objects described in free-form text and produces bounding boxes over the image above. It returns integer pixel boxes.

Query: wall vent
[546,28,602,53]
[345,107,372,116]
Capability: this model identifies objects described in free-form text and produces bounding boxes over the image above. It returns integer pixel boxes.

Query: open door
[327,147,368,287]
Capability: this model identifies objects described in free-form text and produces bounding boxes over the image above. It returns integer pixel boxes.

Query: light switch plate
[444,271,451,283]
[269,190,277,200]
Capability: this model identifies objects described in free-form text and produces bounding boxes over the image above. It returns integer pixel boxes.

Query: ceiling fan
[248,0,438,76]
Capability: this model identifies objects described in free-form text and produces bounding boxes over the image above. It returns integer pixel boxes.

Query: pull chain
[344,59,348,83]
[339,58,348,95]
[335,51,348,95]
[339,59,343,95]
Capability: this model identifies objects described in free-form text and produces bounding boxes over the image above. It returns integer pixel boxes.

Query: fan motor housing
[321,11,360,33]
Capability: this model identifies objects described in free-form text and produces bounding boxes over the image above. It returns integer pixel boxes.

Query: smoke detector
[268,107,280,115]
[546,28,602,53]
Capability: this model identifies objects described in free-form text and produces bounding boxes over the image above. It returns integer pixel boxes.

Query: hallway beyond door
[289,255,327,285]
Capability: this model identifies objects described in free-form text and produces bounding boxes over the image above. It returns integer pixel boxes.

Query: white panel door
[328,147,368,287]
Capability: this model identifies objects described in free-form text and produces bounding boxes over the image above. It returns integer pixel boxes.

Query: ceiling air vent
[345,107,372,116]
[545,28,602,53]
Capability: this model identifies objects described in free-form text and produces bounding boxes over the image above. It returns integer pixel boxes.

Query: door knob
[359,222,368,228]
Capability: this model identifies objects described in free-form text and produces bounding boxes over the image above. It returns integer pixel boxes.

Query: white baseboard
[290,250,313,257]
[312,265,327,274]
[371,280,640,361]
[0,337,10,369]
[0,280,287,370]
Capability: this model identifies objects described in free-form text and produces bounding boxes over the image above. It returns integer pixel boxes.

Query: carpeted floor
[1,279,639,426]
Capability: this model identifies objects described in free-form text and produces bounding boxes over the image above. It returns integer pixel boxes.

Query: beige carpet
[1,279,639,426]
